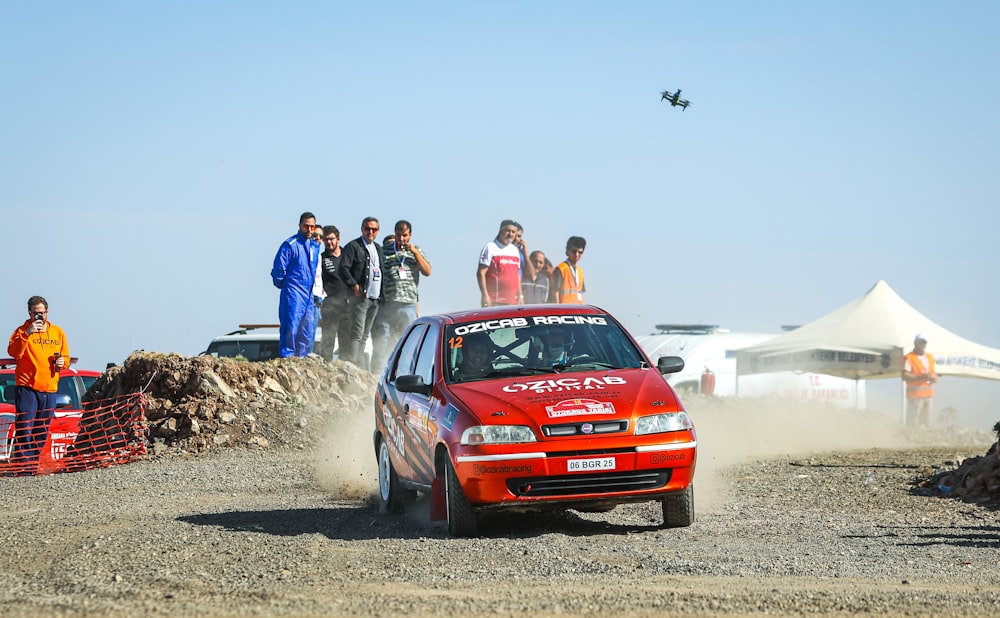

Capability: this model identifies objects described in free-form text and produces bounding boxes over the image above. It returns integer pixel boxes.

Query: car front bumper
[453,436,696,505]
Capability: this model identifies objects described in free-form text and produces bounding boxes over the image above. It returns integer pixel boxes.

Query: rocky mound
[84,352,379,456]
[912,441,1000,505]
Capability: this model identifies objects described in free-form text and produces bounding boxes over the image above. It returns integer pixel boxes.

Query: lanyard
[567,263,580,289]
[392,242,407,268]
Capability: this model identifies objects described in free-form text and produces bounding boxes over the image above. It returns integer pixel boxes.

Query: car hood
[448,368,682,427]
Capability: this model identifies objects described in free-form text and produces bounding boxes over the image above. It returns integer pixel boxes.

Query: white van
[634,324,866,408]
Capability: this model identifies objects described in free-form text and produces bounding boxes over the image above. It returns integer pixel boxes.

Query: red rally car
[373,304,696,536]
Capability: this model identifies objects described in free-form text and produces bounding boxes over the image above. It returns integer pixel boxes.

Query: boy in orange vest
[549,236,587,304]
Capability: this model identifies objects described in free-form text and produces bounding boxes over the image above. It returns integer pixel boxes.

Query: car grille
[507,469,671,497]
[541,420,629,437]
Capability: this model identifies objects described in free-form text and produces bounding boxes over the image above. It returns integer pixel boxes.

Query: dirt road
[2,399,997,617]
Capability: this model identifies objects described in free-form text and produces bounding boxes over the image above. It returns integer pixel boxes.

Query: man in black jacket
[339,217,387,369]
[317,225,351,361]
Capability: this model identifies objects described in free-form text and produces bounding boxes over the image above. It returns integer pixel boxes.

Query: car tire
[377,438,412,513]
[444,458,479,537]
[661,485,694,528]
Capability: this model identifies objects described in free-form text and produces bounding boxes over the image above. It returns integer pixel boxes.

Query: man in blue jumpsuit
[271,212,321,357]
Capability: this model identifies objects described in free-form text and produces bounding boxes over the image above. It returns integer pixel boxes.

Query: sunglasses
[364,226,380,232]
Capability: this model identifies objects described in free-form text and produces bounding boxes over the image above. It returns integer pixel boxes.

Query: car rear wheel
[661,485,694,528]
[377,438,412,513]
[444,458,479,536]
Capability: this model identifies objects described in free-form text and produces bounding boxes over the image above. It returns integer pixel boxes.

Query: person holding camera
[370,219,432,371]
[6,295,70,471]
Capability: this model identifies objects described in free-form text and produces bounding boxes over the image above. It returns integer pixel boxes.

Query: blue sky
[3,2,998,425]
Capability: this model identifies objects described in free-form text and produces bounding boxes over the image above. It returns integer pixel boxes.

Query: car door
[407,321,443,485]
[381,323,429,482]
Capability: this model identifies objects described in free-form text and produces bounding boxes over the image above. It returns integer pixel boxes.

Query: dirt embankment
[85,351,378,454]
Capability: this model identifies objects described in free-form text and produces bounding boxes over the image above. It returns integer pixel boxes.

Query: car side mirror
[395,374,432,396]
[656,356,685,375]
[54,394,74,409]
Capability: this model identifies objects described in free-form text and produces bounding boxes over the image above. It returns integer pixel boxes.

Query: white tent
[736,280,1000,382]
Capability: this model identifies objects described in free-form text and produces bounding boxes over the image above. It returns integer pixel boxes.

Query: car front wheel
[444,458,479,536]
[661,485,694,528]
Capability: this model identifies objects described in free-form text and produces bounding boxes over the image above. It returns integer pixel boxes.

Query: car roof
[433,304,609,324]
[210,332,280,342]
[208,324,281,343]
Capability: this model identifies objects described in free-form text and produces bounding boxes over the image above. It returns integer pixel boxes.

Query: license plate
[567,457,616,472]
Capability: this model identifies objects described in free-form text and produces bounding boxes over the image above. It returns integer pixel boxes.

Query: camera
[34,312,44,322]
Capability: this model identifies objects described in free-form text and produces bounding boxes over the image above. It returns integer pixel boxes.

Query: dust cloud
[685,394,991,508]
[306,387,993,513]
[312,403,380,502]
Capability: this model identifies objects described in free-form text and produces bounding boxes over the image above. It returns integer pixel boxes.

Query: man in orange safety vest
[902,333,937,427]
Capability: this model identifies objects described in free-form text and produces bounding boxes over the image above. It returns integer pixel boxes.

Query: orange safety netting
[0,392,147,476]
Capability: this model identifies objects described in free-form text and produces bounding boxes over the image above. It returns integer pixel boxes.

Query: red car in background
[0,358,101,470]
[373,304,697,536]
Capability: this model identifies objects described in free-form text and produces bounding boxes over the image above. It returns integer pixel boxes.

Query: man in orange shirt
[7,295,70,469]
[902,333,937,427]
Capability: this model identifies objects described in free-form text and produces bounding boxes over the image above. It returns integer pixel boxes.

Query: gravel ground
[2,398,999,617]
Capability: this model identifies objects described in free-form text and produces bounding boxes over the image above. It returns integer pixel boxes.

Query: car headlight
[635,411,693,436]
[461,425,537,445]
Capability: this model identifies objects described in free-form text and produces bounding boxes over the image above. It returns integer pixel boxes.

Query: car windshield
[444,313,646,384]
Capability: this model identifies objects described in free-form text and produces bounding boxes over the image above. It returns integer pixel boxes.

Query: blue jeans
[343,296,380,369]
[371,301,418,372]
[13,387,56,465]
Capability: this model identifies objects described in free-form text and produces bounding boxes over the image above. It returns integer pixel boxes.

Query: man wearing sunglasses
[271,212,322,358]
[340,217,387,369]
[7,295,70,472]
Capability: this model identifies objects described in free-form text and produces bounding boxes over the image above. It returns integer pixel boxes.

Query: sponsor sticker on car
[567,456,616,472]
[545,398,616,418]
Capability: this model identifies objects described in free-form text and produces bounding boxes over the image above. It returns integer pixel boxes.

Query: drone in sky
[660,88,690,111]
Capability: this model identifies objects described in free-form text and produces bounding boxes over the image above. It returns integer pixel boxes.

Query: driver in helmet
[541,328,573,365]
[454,333,494,381]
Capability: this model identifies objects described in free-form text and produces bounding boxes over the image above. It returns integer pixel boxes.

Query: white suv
[200,324,376,364]
[202,324,288,362]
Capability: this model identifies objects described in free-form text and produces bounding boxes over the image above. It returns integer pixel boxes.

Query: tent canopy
[736,280,1000,381]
